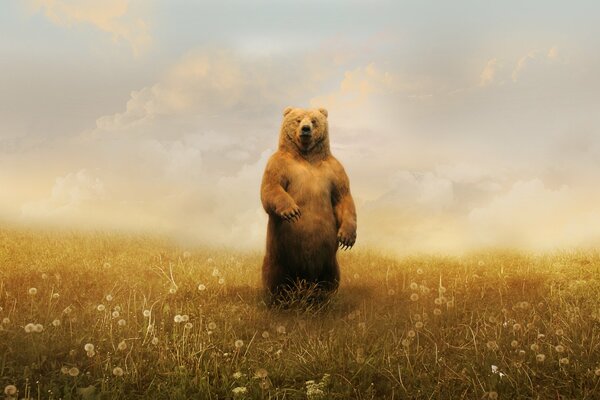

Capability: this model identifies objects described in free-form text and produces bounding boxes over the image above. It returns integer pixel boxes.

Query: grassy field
[1,228,599,399]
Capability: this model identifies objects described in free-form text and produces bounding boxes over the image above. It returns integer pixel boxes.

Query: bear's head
[279,107,330,156]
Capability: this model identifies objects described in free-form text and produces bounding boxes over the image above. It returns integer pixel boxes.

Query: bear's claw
[337,235,355,250]
[279,205,301,222]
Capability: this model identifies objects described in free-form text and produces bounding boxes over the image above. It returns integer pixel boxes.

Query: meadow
[1,228,599,399]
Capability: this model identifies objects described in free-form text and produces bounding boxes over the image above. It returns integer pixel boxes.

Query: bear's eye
[296,119,301,123]
[311,119,317,125]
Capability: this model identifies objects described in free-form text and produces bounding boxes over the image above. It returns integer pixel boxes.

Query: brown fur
[260,107,357,298]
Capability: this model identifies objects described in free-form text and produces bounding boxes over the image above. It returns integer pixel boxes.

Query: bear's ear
[283,107,294,117]
[318,108,328,118]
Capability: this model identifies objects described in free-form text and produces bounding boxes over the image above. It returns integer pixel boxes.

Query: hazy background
[2,0,600,253]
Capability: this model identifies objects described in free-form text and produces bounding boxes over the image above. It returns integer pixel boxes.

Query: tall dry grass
[1,228,599,399]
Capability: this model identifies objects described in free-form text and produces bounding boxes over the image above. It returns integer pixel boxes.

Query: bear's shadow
[225,283,375,319]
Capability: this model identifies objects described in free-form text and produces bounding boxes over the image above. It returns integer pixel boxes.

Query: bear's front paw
[337,227,356,250]
[276,204,301,222]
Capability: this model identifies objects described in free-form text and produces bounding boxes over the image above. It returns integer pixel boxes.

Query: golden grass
[1,228,600,399]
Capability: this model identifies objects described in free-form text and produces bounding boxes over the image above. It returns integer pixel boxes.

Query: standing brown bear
[260,106,357,300]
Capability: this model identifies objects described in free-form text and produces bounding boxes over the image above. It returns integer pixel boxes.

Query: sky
[1,0,600,253]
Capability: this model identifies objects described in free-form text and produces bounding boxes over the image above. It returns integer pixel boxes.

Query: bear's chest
[285,162,334,203]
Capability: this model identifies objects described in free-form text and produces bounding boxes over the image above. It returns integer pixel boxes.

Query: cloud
[511,46,563,82]
[7,42,600,253]
[547,46,560,60]
[18,49,321,247]
[468,179,600,249]
[21,169,105,218]
[29,0,151,56]
[479,58,499,87]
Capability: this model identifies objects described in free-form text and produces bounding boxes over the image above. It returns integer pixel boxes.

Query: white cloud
[29,0,151,56]
[511,46,563,82]
[547,46,560,60]
[479,58,499,87]
[468,179,600,249]
[21,169,105,218]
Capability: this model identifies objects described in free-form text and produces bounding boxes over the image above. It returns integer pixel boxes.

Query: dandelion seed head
[2,318,10,325]
[530,344,539,352]
[410,293,419,302]
[387,288,395,296]
[52,293,60,299]
[112,311,120,318]
[28,287,37,296]
[233,371,244,379]
[234,339,244,348]
[415,321,424,329]
[117,340,127,351]
[151,337,159,345]
[68,367,80,377]
[536,353,546,362]
[513,323,522,331]
[105,294,113,302]
[409,282,418,290]
[276,325,286,334]
[185,322,193,329]
[434,297,442,305]
[218,278,225,285]
[511,340,519,348]
[208,322,217,330]
[489,392,498,400]
[118,319,126,327]
[4,385,17,395]
[169,287,177,294]
[84,343,94,352]
[232,386,248,397]
[555,345,565,353]
[559,357,569,365]
[433,308,442,316]
[181,314,189,322]
[486,341,498,351]
[112,367,124,377]
[416,268,424,275]
[262,330,270,339]
[96,304,105,312]
[174,315,183,323]
[197,284,206,291]
[143,310,151,317]
[254,368,268,379]
[555,328,564,336]
[407,330,416,338]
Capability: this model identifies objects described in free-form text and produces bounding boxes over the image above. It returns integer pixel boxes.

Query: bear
[260,106,357,301]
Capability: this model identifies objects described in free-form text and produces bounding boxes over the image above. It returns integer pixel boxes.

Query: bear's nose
[301,125,312,135]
